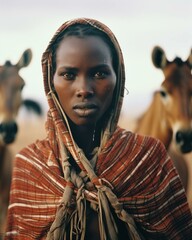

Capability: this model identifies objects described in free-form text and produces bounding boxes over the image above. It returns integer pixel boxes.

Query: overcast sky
[1,0,192,117]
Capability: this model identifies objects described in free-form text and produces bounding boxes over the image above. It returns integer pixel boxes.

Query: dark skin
[53,35,128,239]
[53,36,116,157]
[68,118,102,158]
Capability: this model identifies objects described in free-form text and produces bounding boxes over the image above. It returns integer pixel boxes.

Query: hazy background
[1,1,192,222]
[1,0,192,119]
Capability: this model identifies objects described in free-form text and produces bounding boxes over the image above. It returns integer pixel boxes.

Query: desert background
[8,114,47,157]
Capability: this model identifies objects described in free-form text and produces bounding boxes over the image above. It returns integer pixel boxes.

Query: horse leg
[0,147,13,239]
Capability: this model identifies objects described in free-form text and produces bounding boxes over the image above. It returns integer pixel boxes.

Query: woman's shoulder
[15,138,52,165]
[98,127,167,175]
[114,126,165,152]
[103,128,175,197]
[13,138,63,181]
[112,127,169,168]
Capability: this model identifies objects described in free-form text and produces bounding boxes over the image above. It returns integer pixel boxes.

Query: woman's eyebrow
[58,64,110,71]
[58,66,78,72]
[90,64,111,70]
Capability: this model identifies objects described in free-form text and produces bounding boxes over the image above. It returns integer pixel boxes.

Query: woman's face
[53,35,116,126]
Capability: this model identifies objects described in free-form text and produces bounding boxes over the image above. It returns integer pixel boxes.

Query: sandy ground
[9,116,47,157]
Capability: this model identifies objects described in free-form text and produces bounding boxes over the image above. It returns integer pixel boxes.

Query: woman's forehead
[55,36,113,67]
[58,35,111,50]
[57,35,112,54]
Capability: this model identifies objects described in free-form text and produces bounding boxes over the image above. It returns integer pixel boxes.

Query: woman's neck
[70,122,100,159]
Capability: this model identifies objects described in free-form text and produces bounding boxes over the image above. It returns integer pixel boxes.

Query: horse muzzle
[0,121,18,144]
[175,130,192,153]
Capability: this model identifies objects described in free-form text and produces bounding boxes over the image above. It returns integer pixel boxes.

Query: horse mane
[173,57,183,66]
[4,61,12,67]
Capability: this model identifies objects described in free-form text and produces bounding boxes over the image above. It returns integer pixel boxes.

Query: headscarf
[41,18,140,239]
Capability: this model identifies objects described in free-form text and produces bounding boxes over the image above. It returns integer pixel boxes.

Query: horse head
[0,49,32,145]
[152,46,192,153]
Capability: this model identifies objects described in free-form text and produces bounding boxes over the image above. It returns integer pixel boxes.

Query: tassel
[70,186,86,240]
[98,189,118,240]
[46,185,74,240]
[101,184,141,240]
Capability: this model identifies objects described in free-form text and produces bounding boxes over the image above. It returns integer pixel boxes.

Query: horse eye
[20,84,25,91]
[159,90,167,98]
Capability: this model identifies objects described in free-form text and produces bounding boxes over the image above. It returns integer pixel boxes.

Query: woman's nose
[76,78,94,98]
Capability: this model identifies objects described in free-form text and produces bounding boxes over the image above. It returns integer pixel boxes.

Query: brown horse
[134,46,192,208]
[0,49,42,237]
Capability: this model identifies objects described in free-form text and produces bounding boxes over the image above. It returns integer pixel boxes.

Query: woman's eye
[62,72,75,80]
[94,71,108,79]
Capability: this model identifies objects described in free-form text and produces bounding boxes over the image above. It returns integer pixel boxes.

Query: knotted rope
[46,134,141,240]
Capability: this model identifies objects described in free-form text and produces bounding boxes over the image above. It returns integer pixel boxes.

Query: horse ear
[187,48,192,68]
[16,49,32,69]
[151,46,167,69]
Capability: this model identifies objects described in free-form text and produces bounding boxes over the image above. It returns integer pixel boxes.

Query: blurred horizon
[1,0,192,118]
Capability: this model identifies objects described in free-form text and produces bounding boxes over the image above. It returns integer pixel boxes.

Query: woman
[5,18,192,239]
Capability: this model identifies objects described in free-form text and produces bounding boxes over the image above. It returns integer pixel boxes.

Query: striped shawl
[5,126,192,239]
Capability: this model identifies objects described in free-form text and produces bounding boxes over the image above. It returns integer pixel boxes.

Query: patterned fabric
[5,18,192,239]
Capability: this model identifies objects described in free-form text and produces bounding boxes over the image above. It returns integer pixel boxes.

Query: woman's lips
[73,103,98,117]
